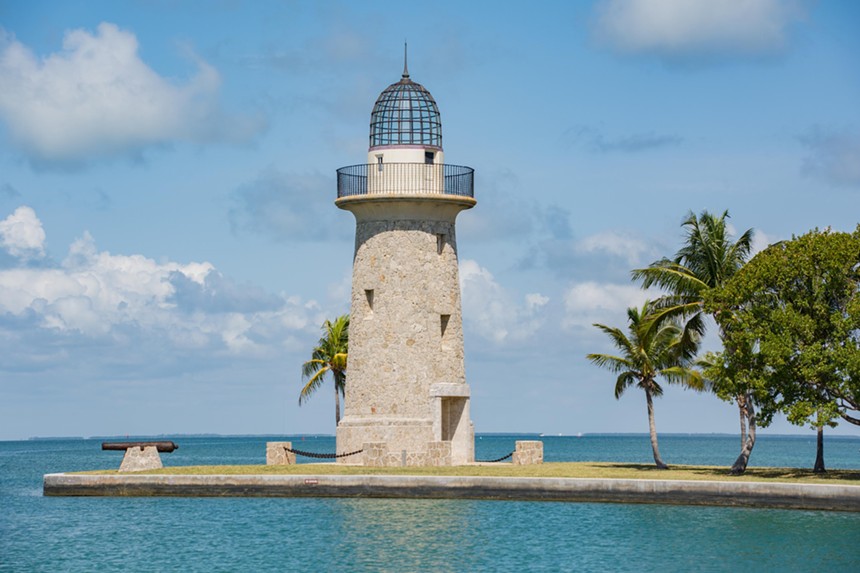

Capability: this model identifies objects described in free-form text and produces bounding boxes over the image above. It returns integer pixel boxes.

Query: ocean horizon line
[15,431,860,443]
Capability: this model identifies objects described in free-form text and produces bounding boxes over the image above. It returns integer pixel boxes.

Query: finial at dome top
[402,41,409,79]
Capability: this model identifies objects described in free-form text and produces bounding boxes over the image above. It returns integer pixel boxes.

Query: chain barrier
[285,446,511,463]
[477,451,514,463]
[285,447,363,460]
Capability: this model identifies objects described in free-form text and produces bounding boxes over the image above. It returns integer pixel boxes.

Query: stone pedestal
[119,446,163,472]
[266,442,296,465]
[512,441,543,465]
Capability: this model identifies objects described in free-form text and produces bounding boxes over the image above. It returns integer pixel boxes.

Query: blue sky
[0,0,858,441]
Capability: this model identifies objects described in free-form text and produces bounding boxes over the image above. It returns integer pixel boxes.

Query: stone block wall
[512,440,543,465]
[361,443,390,467]
[119,446,163,472]
[335,198,475,466]
[266,442,297,465]
[424,441,452,466]
[362,441,452,467]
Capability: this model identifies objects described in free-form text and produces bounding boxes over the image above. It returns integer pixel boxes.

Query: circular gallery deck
[43,473,860,512]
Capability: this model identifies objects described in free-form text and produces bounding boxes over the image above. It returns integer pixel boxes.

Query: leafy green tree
[301,315,349,426]
[632,210,756,472]
[696,348,769,473]
[588,302,703,469]
[708,227,860,472]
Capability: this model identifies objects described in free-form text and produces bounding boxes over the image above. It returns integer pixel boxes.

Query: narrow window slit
[436,233,445,255]
[365,289,374,312]
[440,314,450,338]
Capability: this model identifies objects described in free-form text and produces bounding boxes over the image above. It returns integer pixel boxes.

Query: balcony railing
[336,163,474,199]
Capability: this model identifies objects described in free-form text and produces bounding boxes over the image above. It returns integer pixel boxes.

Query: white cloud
[327,271,353,304]
[0,23,264,166]
[460,259,549,343]
[0,205,45,259]
[592,0,808,62]
[800,127,860,188]
[575,231,653,266]
[525,293,550,313]
[0,206,318,357]
[525,229,657,281]
[750,229,776,256]
[562,281,659,331]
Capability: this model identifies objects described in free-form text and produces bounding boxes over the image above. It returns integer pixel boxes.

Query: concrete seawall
[44,473,860,512]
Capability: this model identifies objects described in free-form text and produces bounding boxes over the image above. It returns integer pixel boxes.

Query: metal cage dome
[369,59,442,149]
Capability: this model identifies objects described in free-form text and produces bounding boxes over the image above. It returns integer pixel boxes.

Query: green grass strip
[76,462,860,485]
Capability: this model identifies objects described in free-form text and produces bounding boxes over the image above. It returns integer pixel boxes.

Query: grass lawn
[79,462,860,485]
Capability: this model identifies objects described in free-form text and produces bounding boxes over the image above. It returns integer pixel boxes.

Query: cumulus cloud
[0,23,264,167]
[0,206,46,259]
[229,168,352,242]
[592,0,809,64]
[727,222,774,257]
[562,281,660,331]
[750,229,776,256]
[0,207,321,366]
[460,259,548,343]
[521,229,657,281]
[564,125,682,153]
[575,231,654,267]
[799,127,860,188]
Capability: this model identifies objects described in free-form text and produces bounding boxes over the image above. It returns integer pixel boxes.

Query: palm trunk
[813,426,826,473]
[645,386,668,469]
[334,382,341,426]
[730,393,756,475]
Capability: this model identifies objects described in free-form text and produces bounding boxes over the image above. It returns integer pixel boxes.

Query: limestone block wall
[336,196,475,465]
[512,441,544,465]
[346,218,465,417]
[362,441,452,467]
[266,442,296,465]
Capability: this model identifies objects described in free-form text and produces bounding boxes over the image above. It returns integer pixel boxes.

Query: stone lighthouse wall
[336,197,474,465]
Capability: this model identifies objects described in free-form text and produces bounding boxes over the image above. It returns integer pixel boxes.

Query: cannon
[101,441,178,453]
[102,441,178,471]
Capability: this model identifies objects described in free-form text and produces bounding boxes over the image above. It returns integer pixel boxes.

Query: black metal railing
[336,163,474,198]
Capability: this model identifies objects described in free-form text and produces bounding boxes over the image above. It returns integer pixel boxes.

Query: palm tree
[631,210,753,334]
[301,314,349,426]
[631,210,756,473]
[587,302,702,469]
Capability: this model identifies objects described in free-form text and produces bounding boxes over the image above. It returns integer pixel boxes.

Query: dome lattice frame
[369,76,442,149]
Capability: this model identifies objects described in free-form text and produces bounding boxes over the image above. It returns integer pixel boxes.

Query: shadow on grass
[597,463,860,482]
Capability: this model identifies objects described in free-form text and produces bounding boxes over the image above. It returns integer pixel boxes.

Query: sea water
[2,434,859,572]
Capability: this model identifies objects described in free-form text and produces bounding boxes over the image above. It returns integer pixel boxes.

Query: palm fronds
[299,314,350,418]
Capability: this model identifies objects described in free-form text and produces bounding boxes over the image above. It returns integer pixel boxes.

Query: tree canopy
[707,226,860,430]
[633,210,757,472]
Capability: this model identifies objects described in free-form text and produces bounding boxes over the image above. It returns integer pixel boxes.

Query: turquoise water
[2,434,860,571]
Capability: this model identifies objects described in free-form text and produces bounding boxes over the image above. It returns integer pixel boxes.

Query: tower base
[337,389,475,466]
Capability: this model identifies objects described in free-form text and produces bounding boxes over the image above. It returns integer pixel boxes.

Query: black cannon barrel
[101,441,178,453]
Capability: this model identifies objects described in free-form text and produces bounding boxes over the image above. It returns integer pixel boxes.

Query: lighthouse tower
[335,53,475,466]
